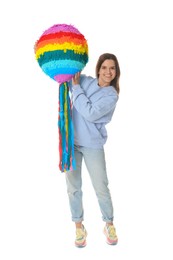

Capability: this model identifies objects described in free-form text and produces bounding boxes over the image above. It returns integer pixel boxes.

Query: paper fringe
[58,82,76,172]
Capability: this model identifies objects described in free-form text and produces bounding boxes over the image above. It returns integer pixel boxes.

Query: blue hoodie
[70,75,119,148]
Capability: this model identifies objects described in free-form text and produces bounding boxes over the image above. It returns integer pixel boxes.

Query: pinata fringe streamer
[58,82,76,172]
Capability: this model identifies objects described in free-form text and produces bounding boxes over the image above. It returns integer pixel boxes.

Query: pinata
[34,24,88,172]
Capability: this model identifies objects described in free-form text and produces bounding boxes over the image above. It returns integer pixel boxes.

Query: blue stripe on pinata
[42,65,79,79]
[42,59,85,71]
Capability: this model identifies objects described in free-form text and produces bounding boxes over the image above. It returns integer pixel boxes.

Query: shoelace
[108,226,116,238]
[76,228,85,240]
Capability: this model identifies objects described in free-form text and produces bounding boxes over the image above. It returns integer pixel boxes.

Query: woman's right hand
[72,72,81,86]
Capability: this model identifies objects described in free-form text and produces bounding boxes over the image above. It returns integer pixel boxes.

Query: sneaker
[104,224,118,245]
[75,225,87,248]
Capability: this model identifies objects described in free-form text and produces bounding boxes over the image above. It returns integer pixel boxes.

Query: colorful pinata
[34,24,88,172]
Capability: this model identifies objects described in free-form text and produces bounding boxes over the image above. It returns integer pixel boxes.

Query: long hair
[95,53,120,94]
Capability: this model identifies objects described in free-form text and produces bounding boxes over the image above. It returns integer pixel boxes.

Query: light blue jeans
[65,145,114,223]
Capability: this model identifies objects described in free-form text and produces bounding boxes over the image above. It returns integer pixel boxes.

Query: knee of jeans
[94,181,109,192]
[95,186,111,198]
[67,189,82,197]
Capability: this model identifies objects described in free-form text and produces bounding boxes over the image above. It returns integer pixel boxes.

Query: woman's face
[98,59,116,87]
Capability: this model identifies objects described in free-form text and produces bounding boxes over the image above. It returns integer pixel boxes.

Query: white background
[0,0,173,259]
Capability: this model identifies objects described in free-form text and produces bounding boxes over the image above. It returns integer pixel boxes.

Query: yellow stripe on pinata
[36,42,88,60]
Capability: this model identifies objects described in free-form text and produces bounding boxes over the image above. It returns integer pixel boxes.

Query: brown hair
[95,53,120,94]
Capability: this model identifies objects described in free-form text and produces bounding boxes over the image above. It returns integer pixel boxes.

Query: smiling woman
[64,53,121,247]
[96,53,120,93]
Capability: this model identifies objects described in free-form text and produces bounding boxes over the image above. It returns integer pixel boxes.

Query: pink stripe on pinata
[43,24,81,35]
[54,74,74,84]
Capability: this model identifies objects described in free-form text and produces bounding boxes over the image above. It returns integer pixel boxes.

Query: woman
[65,53,120,247]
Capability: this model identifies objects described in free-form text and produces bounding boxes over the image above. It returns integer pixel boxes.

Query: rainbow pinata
[34,24,89,172]
[34,24,88,83]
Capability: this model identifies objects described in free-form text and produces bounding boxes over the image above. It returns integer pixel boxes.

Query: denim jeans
[65,145,114,223]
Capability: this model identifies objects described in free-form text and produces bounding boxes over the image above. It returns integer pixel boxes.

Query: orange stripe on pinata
[36,36,87,51]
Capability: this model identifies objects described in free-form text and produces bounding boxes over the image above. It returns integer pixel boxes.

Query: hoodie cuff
[72,84,81,91]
